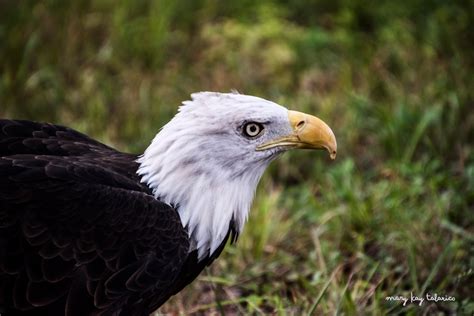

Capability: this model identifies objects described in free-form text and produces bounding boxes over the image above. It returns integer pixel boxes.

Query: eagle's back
[0,120,197,315]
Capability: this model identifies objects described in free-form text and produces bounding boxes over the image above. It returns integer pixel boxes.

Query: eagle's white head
[137,92,336,259]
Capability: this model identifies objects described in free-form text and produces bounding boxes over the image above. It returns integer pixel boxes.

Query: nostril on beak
[296,120,305,129]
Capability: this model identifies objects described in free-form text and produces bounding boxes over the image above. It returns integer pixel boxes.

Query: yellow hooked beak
[256,110,337,159]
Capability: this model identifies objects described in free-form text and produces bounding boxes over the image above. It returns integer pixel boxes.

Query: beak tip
[326,131,337,160]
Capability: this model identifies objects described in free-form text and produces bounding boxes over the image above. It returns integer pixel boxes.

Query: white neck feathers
[137,137,267,259]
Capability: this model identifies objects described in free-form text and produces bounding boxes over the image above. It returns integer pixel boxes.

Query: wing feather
[0,120,190,315]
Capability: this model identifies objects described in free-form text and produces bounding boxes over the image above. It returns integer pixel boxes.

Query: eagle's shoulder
[0,119,116,157]
[0,119,191,315]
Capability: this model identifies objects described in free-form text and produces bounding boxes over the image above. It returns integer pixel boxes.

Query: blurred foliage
[1,0,473,314]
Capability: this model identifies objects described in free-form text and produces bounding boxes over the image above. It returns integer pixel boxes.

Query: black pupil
[249,125,257,133]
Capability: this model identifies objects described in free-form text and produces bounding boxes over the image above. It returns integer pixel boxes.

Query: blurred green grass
[1,0,473,314]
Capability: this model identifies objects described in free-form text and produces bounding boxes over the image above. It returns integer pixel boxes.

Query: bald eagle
[0,92,336,315]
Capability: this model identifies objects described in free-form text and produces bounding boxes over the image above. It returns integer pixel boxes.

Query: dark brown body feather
[0,120,230,315]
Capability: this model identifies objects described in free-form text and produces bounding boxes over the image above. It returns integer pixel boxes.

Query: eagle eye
[243,122,264,138]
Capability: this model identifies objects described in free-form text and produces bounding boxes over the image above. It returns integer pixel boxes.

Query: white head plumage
[137,92,337,259]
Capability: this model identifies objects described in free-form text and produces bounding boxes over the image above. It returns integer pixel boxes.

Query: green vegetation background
[1,0,473,314]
